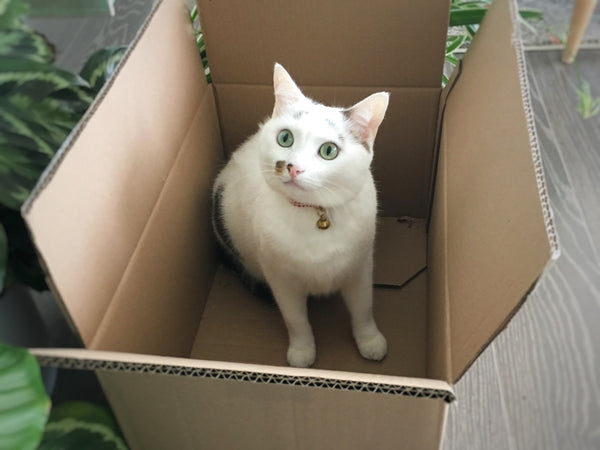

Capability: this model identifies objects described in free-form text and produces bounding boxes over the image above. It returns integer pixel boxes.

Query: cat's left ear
[345,92,389,150]
[273,63,305,117]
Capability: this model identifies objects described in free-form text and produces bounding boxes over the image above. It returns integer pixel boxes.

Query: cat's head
[259,63,389,208]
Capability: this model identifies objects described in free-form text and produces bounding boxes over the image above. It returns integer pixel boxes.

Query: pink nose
[287,163,304,179]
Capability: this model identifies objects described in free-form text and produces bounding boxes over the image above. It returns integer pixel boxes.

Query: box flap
[196,0,449,88]
[22,0,220,351]
[431,0,559,383]
[32,347,452,449]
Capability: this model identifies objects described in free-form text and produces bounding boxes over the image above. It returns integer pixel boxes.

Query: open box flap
[31,347,453,449]
[430,0,559,383]
[22,0,220,352]
[196,0,449,88]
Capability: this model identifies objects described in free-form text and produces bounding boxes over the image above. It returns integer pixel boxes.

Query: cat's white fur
[212,63,389,367]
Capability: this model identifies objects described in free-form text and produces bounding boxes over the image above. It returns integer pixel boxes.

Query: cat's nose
[286,163,304,179]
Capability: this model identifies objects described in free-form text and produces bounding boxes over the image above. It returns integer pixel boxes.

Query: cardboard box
[25,0,559,448]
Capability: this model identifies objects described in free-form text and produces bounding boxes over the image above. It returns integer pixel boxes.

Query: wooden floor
[28,2,600,449]
[444,50,600,450]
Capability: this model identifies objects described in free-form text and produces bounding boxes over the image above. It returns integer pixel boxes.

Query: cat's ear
[273,63,305,117]
[345,92,389,150]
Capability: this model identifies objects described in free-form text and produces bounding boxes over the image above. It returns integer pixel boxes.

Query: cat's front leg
[263,268,316,367]
[341,255,387,361]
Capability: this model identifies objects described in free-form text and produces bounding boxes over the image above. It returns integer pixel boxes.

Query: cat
[211,63,389,368]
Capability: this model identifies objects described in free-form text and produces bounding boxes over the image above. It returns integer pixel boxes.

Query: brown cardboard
[375,217,427,287]
[429,0,558,382]
[89,86,222,356]
[23,0,217,348]
[97,369,446,450]
[191,267,428,377]
[22,0,559,448]
[32,348,452,450]
[196,0,449,88]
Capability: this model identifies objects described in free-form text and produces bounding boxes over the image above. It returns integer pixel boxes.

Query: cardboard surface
[426,141,451,382]
[89,86,222,356]
[197,0,449,88]
[375,217,427,287]
[23,0,210,347]
[32,347,453,449]
[98,367,448,450]
[191,266,428,378]
[431,0,554,382]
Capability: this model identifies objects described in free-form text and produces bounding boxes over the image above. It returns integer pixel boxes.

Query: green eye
[277,129,294,147]
[319,142,338,160]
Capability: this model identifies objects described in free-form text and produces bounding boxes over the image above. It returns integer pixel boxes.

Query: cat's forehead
[287,103,346,134]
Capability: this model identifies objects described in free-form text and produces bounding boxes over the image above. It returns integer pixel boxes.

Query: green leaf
[39,402,128,450]
[446,34,467,55]
[449,5,541,27]
[464,24,479,39]
[0,342,51,450]
[0,29,53,63]
[0,222,7,292]
[0,0,29,30]
[48,402,121,435]
[577,79,600,119]
[445,54,459,65]
[79,46,127,93]
[0,56,89,102]
[442,73,449,88]
[189,4,198,23]
[449,7,488,26]
[518,9,543,21]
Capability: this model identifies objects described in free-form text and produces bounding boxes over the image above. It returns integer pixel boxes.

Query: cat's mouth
[275,160,307,190]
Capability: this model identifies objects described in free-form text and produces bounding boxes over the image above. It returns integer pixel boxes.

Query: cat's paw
[356,331,387,361]
[287,344,316,368]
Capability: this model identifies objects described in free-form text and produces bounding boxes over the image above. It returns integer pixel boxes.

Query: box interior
[23,0,555,387]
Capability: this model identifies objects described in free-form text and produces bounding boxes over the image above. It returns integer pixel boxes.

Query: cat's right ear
[273,63,305,117]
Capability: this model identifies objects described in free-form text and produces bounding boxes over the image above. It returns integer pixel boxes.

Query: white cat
[212,63,389,368]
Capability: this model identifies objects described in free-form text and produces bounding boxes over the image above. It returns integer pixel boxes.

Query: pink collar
[289,200,330,230]
[290,200,317,208]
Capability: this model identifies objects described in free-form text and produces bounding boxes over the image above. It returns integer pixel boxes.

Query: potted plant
[0,1,128,448]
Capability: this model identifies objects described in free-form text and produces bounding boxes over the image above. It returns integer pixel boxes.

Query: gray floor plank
[443,350,514,450]
[494,50,600,450]
[527,51,600,253]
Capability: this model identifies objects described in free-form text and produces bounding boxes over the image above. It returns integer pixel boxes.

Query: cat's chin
[283,180,307,191]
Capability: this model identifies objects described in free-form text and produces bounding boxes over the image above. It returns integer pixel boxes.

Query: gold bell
[317,216,330,230]
[316,207,330,230]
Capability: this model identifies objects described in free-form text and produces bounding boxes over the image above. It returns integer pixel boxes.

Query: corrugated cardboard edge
[449,0,561,383]
[31,348,456,403]
[508,0,560,262]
